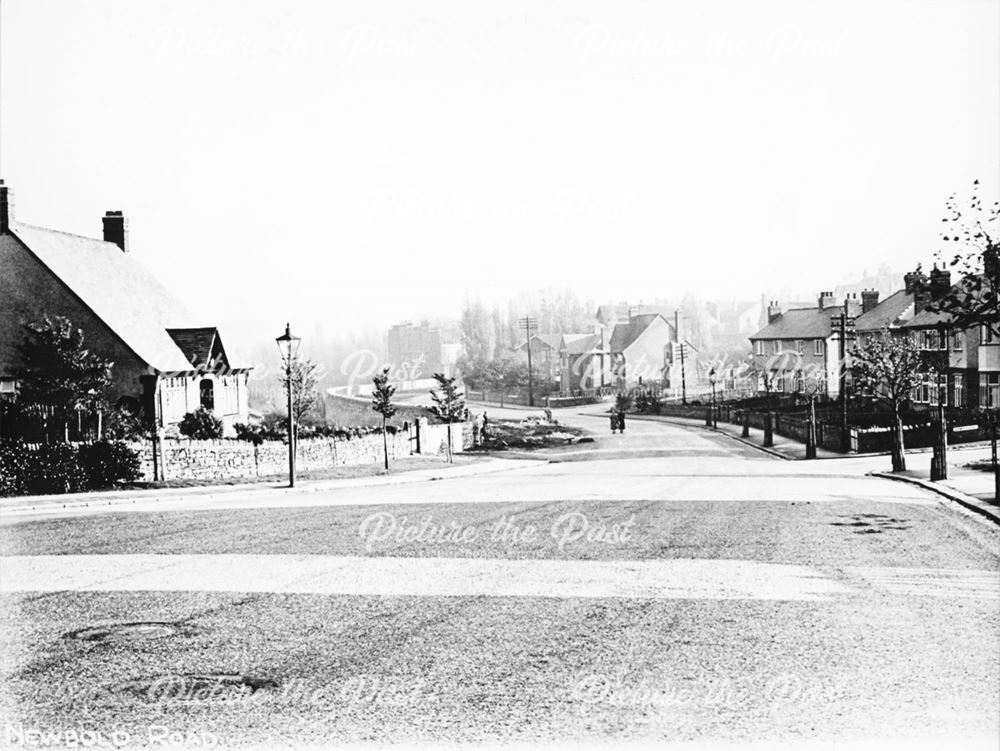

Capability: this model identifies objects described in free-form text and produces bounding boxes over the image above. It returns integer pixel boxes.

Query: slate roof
[167,327,222,369]
[749,306,844,340]
[561,333,601,355]
[854,290,914,332]
[519,334,562,352]
[9,222,247,373]
[609,314,671,352]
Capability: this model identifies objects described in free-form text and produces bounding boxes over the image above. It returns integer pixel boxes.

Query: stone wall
[132,421,470,482]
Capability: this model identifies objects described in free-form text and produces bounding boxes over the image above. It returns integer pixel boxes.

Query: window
[921,330,939,350]
[983,326,997,345]
[219,375,240,415]
[161,376,188,422]
[952,331,964,351]
[981,373,1000,409]
[814,339,823,356]
[199,378,215,411]
[755,340,764,356]
[953,373,964,408]
[773,340,781,356]
[796,340,804,355]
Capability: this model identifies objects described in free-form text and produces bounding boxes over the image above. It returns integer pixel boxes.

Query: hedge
[0,441,142,497]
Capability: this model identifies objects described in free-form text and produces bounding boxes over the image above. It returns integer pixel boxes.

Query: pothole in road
[109,673,280,703]
[829,514,911,533]
[63,622,191,643]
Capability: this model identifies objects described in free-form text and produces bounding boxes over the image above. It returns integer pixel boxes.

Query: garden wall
[131,421,470,482]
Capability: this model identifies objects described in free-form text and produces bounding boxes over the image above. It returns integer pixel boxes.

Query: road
[1,408,998,749]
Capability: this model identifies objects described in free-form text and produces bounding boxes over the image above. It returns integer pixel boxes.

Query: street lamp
[709,366,718,429]
[275,323,301,487]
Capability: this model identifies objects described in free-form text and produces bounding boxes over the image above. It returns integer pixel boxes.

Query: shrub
[178,408,224,440]
[0,442,30,496]
[104,406,147,441]
[234,422,267,446]
[77,441,142,488]
[0,441,142,496]
[24,443,86,495]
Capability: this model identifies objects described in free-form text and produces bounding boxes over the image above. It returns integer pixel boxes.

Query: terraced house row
[749,264,999,410]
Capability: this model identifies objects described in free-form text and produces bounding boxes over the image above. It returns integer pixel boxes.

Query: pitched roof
[10,222,247,373]
[561,333,601,354]
[518,333,562,352]
[609,314,671,352]
[854,290,914,332]
[750,306,844,340]
[167,328,222,369]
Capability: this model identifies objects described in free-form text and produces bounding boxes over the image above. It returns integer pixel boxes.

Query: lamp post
[709,367,718,429]
[275,323,301,488]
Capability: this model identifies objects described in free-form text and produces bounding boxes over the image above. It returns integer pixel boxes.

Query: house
[517,334,562,392]
[558,332,603,394]
[892,268,982,410]
[854,266,988,411]
[0,181,252,435]
[608,313,677,392]
[748,292,862,396]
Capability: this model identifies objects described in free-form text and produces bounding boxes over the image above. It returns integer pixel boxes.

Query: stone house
[0,181,252,436]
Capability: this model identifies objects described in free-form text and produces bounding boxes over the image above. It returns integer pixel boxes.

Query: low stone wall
[133,421,471,482]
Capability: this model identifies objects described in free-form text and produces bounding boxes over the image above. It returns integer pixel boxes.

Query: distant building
[0,181,252,435]
[386,321,458,380]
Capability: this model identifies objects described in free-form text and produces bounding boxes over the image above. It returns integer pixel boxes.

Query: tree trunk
[891,407,906,472]
[382,416,389,471]
[446,421,453,464]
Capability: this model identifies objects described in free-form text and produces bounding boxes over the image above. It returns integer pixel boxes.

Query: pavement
[0,406,998,748]
[629,411,999,522]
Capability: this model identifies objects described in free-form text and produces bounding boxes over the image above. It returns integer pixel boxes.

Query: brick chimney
[767,300,782,323]
[845,292,862,318]
[102,210,127,252]
[817,291,836,311]
[903,268,927,295]
[929,264,951,301]
[0,180,10,233]
[861,288,880,314]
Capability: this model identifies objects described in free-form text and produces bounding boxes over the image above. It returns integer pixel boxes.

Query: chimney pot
[929,264,951,302]
[767,300,782,324]
[102,210,128,252]
[861,289,880,314]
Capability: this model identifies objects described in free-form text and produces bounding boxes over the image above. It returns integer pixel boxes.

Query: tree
[930,180,999,337]
[850,329,925,471]
[14,316,113,439]
[427,372,465,463]
[371,367,397,470]
[280,358,323,428]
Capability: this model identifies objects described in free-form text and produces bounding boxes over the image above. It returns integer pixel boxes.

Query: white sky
[2,0,998,336]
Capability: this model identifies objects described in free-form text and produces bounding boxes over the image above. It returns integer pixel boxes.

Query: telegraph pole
[832,309,855,452]
[675,308,687,405]
[520,316,538,407]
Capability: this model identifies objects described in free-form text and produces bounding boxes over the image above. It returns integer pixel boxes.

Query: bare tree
[280,358,322,428]
[931,180,999,337]
[850,329,925,471]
